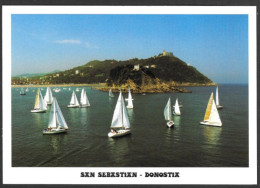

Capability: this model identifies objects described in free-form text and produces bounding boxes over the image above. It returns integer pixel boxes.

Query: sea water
[11,84,248,167]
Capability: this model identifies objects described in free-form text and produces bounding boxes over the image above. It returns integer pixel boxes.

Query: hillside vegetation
[12,55,213,91]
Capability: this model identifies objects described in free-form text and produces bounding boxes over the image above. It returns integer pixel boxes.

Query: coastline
[11,82,216,93]
[11,83,105,88]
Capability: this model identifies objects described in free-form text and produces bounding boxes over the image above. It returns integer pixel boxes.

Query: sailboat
[43,97,68,134]
[200,92,222,126]
[173,98,181,116]
[25,87,29,92]
[164,97,174,127]
[80,88,90,107]
[125,87,134,108]
[31,88,47,113]
[67,91,80,108]
[20,88,26,95]
[216,86,223,109]
[53,88,60,93]
[109,88,114,97]
[108,91,131,138]
[44,87,53,105]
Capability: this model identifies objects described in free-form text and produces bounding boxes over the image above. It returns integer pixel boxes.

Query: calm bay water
[12,84,248,167]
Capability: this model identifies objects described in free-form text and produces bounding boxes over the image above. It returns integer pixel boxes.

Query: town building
[133,64,140,71]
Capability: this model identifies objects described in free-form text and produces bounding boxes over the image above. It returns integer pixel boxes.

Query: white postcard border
[3,6,257,184]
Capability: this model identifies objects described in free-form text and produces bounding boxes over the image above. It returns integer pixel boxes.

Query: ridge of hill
[11,54,214,91]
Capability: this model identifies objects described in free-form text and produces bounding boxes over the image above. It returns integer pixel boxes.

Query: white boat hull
[167,121,174,128]
[67,104,80,108]
[217,105,223,109]
[200,121,222,127]
[108,129,131,138]
[127,105,133,109]
[173,112,181,116]
[80,105,90,108]
[42,128,67,134]
[31,109,46,113]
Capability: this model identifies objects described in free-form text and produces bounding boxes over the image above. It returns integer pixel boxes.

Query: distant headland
[12,50,215,93]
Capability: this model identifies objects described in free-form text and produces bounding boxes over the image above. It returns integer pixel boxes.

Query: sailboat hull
[200,121,222,127]
[167,121,174,128]
[108,129,131,138]
[80,104,90,108]
[43,128,67,134]
[173,112,181,116]
[126,105,133,109]
[67,104,80,108]
[217,105,223,109]
[31,109,47,113]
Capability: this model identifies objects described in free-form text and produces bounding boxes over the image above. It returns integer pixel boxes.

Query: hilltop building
[162,50,174,57]
[133,64,140,71]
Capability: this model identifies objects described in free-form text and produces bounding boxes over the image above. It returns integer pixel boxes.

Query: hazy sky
[11,14,248,84]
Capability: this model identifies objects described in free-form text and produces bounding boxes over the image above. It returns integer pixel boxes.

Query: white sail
[111,91,130,129]
[70,91,79,105]
[216,86,219,106]
[48,98,57,129]
[109,89,114,97]
[33,89,40,109]
[208,99,222,125]
[126,87,133,108]
[44,87,53,104]
[55,98,68,129]
[80,88,90,106]
[20,88,25,95]
[85,91,90,106]
[164,98,173,121]
[48,97,68,129]
[174,98,181,115]
[80,88,85,105]
[39,90,47,110]
[36,89,47,110]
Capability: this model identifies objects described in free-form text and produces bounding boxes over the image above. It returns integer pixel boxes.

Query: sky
[11,14,248,84]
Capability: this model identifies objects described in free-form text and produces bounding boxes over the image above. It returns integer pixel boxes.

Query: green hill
[11,54,213,88]
[106,56,212,86]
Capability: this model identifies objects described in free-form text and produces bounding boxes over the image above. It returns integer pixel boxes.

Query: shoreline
[11,83,105,88]
[11,82,216,88]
